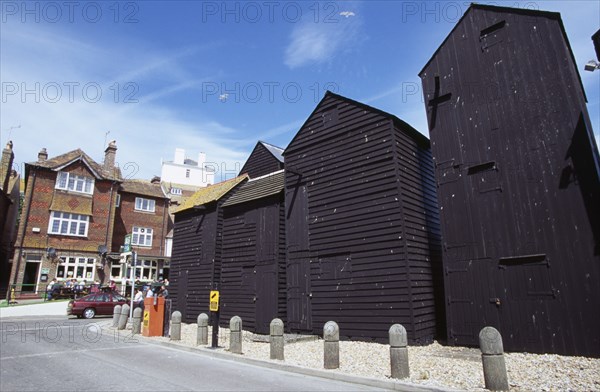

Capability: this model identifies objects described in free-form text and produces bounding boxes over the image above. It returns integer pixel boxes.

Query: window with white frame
[56,257,96,280]
[185,169,190,178]
[170,187,182,195]
[116,194,121,207]
[48,211,90,237]
[127,259,158,281]
[132,226,153,247]
[135,197,155,212]
[55,171,94,195]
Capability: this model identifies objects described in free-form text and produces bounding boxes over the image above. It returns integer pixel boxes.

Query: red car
[67,291,128,319]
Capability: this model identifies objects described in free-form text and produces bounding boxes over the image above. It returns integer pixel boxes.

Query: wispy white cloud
[0,22,247,180]
[284,12,363,69]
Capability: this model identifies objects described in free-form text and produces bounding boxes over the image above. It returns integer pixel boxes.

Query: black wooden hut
[419,4,600,356]
[593,29,600,62]
[219,170,286,334]
[239,141,284,179]
[283,91,443,344]
[169,175,248,323]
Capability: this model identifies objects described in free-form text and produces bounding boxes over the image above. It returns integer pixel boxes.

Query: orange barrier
[142,296,165,337]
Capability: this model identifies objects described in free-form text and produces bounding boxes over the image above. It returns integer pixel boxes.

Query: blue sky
[1,1,599,181]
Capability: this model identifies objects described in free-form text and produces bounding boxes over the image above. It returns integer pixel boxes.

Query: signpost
[129,251,137,320]
[209,290,219,312]
[210,289,220,348]
[123,234,132,252]
[121,234,136,320]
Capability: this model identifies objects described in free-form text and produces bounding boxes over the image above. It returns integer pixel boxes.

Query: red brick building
[111,178,170,282]
[8,142,171,296]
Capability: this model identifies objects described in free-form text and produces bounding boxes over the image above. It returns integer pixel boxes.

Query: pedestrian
[164,278,169,287]
[133,288,144,311]
[46,278,57,300]
[159,285,169,299]
[146,286,155,298]
[109,280,117,292]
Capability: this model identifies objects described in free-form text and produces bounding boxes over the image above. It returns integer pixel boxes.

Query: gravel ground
[147,323,600,391]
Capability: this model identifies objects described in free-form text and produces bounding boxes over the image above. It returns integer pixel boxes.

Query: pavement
[0,300,68,318]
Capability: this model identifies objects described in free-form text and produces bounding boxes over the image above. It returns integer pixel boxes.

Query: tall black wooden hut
[419,4,600,356]
[169,175,248,322]
[239,141,284,179]
[283,91,443,343]
[219,170,286,334]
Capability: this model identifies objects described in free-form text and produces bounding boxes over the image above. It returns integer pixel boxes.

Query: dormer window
[55,171,94,195]
[170,187,182,195]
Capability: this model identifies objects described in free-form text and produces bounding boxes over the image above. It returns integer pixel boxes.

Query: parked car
[67,291,128,319]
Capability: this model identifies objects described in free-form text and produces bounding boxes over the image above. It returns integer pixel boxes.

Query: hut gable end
[239,142,284,179]
[285,92,442,343]
[419,3,600,357]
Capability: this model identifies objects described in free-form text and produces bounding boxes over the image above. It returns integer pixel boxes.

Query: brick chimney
[1,141,14,191]
[38,147,48,161]
[104,140,117,171]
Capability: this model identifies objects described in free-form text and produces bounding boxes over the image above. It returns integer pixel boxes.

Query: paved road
[1,317,390,392]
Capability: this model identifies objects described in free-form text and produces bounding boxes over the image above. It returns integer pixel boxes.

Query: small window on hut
[321,105,339,127]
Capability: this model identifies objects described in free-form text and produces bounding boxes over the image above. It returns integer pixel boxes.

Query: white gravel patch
[148,322,600,391]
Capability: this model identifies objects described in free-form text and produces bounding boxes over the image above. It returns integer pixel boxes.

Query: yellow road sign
[143,310,149,327]
[209,290,219,312]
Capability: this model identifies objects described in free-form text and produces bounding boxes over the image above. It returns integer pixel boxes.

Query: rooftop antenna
[103,130,111,149]
[2,125,20,145]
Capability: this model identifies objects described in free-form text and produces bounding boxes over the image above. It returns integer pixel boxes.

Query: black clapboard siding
[239,142,284,179]
[170,204,219,322]
[169,175,248,324]
[285,91,443,344]
[420,4,600,356]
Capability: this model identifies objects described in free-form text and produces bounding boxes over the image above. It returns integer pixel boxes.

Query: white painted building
[160,148,214,188]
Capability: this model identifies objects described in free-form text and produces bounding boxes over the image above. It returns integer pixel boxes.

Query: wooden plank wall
[170,205,218,323]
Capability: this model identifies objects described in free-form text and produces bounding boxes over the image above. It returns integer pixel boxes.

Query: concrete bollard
[323,321,339,369]
[229,316,242,354]
[479,326,509,391]
[118,304,130,330]
[389,324,409,379]
[112,305,122,328]
[170,311,182,340]
[270,318,284,360]
[132,307,142,335]
[197,313,209,346]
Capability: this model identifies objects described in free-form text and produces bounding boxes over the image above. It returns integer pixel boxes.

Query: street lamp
[129,250,137,320]
[584,60,600,72]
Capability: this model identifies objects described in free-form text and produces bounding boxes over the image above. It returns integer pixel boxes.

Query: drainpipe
[160,198,167,256]
[105,181,115,246]
[99,181,116,284]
